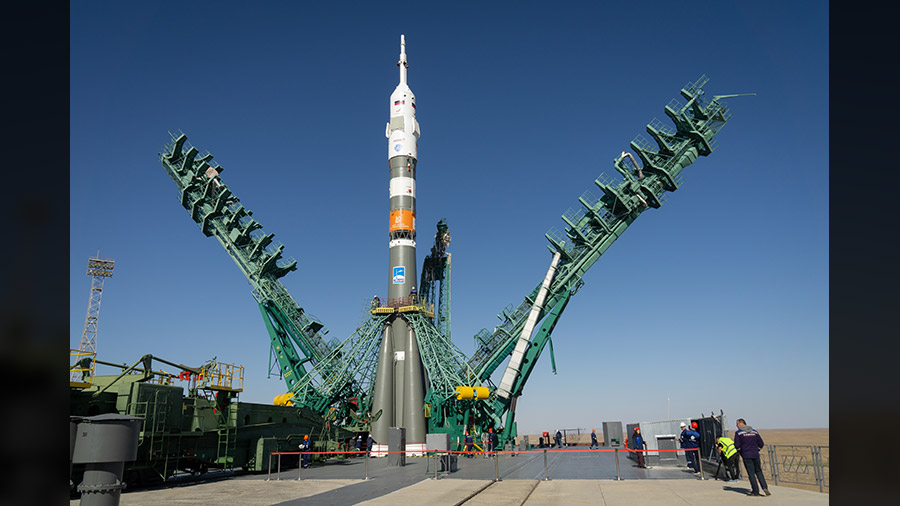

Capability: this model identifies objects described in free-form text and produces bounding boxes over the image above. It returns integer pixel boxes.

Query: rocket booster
[371,35,427,455]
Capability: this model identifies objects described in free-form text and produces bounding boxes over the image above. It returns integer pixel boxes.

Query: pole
[813,446,823,493]
[543,449,550,481]
[365,449,370,480]
[434,451,438,480]
[277,452,282,480]
[615,448,621,480]
[494,451,501,482]
[769,446,779,486]
[696,448,704,480]
[266,452,272,481]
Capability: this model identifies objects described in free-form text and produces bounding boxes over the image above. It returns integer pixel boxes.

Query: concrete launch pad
[70,448,829,505]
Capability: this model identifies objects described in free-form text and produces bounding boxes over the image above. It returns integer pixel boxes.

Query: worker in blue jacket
[299,434,312,468]
[631,426,648,468]
[679,422,701,473]
[464,431,474,458]
[734,418,770,496]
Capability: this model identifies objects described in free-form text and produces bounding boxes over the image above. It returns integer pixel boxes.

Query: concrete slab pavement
[71,479,358,506]
[519,479,826,506]
[354,479,490,505]
[71,469,829,506]
[464,479,541,506]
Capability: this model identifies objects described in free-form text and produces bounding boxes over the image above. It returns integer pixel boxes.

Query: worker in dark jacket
[488,427,498,458]
[734,418,770,496]
[631,426,648,468]
[679,422,701,473]
[464,431,474,457]
[590,429,599,449]
[366,434,375,455]
[299,434,312,468]
[555,430,563,449]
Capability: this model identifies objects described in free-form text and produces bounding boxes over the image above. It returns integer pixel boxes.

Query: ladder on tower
[216,404,237,469]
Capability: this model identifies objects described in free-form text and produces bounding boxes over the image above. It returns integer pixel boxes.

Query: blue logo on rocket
[392,266,405,284]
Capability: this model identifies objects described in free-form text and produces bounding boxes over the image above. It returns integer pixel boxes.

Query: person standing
[481,429,489,458]
[734,418,771,496]
[464,431,474,458]
[299,434,312,469]
[714,436,740,482]
[679,422,701,473]
[366,433,375,455]
[555,430,563,449]
[488,427,498,458]
[355,435,362,453]
[590,429,599,449]
[632,426,648,468]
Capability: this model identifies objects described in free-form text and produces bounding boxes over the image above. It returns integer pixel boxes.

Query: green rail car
[69,356,352,487]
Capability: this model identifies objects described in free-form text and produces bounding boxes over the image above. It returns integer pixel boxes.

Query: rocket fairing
[370,35,427,456]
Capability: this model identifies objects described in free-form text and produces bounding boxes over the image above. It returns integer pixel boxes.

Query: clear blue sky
[70,1,828,431]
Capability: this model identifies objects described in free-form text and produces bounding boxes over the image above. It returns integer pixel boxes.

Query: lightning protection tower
[70,255,115,384]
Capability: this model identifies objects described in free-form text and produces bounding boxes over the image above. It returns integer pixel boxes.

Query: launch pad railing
[263,446,709,483]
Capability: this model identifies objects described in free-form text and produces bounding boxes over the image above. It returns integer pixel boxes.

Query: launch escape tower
[70,256,115,386]
[159,37,746,450]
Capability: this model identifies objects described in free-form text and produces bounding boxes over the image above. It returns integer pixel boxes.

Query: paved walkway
[73,478,828,506]
[355,479,828,506]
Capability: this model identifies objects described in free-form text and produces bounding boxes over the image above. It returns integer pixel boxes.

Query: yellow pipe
[455,386,489,400]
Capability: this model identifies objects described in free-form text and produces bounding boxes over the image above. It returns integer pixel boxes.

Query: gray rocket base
[370,35,427,454]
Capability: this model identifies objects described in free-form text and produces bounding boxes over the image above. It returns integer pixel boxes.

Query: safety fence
[265,447,709,482]
[760,445,829,493]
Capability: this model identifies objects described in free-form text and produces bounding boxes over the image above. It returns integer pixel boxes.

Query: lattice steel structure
[70,256,115,383]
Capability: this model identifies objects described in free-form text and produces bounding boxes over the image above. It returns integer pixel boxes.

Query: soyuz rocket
[369,35,427,455]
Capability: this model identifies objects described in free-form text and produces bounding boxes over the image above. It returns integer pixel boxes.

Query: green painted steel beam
[159,132,334,397]
[467,76,740,383]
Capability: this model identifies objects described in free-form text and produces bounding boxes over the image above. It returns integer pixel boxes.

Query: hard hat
[680,422,687,427]
[691,421,698,428]
[304,435,309,440]
[489,427,493,432]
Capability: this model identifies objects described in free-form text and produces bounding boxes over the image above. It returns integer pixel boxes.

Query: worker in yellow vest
[714,436,740,482]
